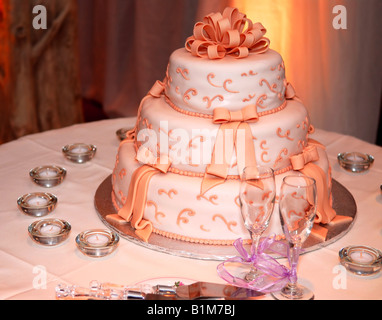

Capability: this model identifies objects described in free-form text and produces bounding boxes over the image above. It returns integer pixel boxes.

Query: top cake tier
[164,48,286,115]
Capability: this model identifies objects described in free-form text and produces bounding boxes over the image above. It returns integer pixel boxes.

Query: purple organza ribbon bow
[217,236,299,293]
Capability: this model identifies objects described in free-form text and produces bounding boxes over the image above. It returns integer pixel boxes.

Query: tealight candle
[62,143,96,164]
[339,245,382,276]
[86,234,110,246]
[28,219,71,246]
[71,146,89,154]
[350,251,374,264]
[40,224,62,235]
[30,165,66,188]
[27,196,49,207]
[351,154,363,161]
[17,192,58,217]
[39,168,59,178]
[337,152,374,173]
[76,229,119,258]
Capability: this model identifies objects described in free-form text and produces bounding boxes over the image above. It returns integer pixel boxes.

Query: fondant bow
[213,104,259,123]
[149,80,165,98]
[185,7,270,59]
[290,145,319,170]
[201,105,259,195]
[290,141,336,224]
[285,81,302,103]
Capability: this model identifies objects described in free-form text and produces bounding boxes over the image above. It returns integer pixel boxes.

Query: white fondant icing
[165,48,286,115]
[136,96,310,174]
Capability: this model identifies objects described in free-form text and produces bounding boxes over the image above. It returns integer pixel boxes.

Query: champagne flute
[239,166,276,282]
[272,174,317,300]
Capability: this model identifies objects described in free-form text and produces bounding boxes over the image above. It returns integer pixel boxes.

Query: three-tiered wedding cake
[109,7,339,245]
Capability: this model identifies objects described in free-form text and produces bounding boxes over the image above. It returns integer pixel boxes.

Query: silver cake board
[94,175,357,261]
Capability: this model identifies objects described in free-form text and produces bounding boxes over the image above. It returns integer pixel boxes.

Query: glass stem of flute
[286,242,301,290]
[251,232,261,270]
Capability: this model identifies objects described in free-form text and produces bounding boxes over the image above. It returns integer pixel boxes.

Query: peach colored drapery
[77,0,230,119]
[1,1,380,145]
[78,0,381,144]
[231,0,382,144]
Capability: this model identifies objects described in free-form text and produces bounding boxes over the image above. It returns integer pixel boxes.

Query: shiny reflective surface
[17,192,58,217]
[337,152,374,173]
[28,219,71,246]
[29,165,66,187]
[76,229,119,257]
[62,143,97,163]
[339,245,382,276]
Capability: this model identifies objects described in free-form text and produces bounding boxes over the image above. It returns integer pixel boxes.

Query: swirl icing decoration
[185,7,270,59]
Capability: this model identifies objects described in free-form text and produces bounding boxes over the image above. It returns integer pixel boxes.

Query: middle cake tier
[134,94,312,175]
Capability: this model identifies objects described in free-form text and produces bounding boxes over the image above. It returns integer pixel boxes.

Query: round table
[0,118,381,300]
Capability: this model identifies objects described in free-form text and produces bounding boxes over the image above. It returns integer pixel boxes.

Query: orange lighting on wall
[230,0,293,77]
[228,0,322,115]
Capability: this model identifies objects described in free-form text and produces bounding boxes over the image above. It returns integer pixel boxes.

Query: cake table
[0,118,380,300]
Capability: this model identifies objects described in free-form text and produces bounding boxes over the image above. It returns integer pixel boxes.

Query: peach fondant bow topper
[185,7,270,59]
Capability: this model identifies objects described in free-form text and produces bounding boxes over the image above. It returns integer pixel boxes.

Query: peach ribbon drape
[201,106,259,195]
[290,141,336,224]
[201,82,297,195]
[116,154,172,242]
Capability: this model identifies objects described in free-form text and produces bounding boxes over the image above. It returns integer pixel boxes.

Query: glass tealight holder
[76,229,119,258]
[17,192,58,217]
[30,165,66,187]
[339,245,382,276]
[116,127,134,141]
[62,143,97,164]
[28,219,71,246]
[337,152,374,173]
[116,128,129,141]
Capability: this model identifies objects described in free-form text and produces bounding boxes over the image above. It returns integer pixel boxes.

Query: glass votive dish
[76,229,119,258]
[62,143,97,164]
[339,245,382,276]
[17,192,58,217]
[337,152,374,173]
[30,165,66,187]
[116,128,130,141]
[28,219,71,246]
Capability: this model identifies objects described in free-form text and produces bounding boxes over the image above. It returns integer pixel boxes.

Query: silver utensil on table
[55,280,265,300]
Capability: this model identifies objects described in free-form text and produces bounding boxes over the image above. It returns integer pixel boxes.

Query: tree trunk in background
[0,0,83,144]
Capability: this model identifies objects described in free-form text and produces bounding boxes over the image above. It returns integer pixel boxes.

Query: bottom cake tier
[96,175,356,261]
[111,139,332,245]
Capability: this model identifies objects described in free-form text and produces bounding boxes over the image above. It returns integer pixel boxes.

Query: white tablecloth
[0,118,381,300]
